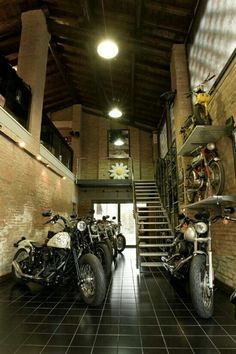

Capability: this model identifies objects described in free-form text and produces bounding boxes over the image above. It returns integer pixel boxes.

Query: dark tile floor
[0,248,236,354]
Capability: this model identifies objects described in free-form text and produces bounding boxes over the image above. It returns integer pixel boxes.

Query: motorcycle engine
[176,240,189,256]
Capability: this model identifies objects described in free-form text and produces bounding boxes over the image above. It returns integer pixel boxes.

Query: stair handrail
[129,157,139,268]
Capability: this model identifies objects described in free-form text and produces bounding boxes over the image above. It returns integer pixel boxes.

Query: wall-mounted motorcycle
[12,212,106,306]
[186,143,225,203]
[162,207,235,318]
[180,74,215,142]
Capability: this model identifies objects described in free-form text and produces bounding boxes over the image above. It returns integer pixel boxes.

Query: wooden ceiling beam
[145,1,194,17]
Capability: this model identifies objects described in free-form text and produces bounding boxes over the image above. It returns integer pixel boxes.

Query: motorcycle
[83,213,112,277]
[110,217,126,253]
[180,74,215,142]
[162,207,235,318]
[97,216,118,259]
[186,142,225,203]
[12,212,106,306]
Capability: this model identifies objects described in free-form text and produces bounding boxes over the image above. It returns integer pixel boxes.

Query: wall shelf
[178,125,229,156]
[185,195,236,209]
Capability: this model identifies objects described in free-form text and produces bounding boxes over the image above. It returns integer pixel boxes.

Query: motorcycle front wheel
[12,249,30,285]
[111,236,118,258]
[189,255,214,318]
[117,234,126,253]
[95,242,112,277]
[79,253,106,306]
[208,159,225,196]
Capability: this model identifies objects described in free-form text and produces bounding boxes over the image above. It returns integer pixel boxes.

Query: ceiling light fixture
[114,138,124,146]
[97,39,119,59]
[108,107,122,118]
[18,141,25,148]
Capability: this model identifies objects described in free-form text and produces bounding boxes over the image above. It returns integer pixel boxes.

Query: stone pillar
[71,104,82,176]
[17,10,50,146]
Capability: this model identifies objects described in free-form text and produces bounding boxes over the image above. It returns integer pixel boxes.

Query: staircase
[134,180,174,270]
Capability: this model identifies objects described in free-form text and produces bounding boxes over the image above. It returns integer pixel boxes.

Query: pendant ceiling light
[108,107,122,118]
[114,138,124,146]
[97,39,119,59]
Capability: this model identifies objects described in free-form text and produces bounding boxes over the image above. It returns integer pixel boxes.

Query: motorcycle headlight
[195,222,208,234]
[91,224,98,233]
[77,220,87,232]
[206,142,215,151]
[184,226,197,242]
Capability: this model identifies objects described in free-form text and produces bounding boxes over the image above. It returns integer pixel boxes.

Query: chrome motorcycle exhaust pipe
[12,261,44,281]
[173,255,193,273]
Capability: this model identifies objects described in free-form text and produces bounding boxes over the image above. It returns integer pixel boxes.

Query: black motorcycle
[12,212,106,306]
[162,207,236,318]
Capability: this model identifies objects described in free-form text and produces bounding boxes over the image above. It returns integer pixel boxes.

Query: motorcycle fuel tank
[47,232,71,249]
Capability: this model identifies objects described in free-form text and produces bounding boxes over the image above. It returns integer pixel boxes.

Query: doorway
[93,202,136,246]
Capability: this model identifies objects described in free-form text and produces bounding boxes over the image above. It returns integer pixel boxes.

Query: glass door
[93,202,136,246]
[120,203,136,246]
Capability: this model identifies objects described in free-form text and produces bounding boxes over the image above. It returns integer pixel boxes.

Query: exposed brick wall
[79,113,154,180]
[0,134,78,276]
[171,45,236,288]
[207,57,236,288]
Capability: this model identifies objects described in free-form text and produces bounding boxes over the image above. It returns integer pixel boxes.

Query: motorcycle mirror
[112,216,116,220]
[42,210,52,217]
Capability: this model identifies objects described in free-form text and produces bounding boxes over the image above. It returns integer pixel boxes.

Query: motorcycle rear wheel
[12,249,30,285]
[189,255,214,318]
[117,234,126,253]
[79,253,106,306]
[95,242,112,277]
[186,169,202,203]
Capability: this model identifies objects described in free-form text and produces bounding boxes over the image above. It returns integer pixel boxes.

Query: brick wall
[171,45,236,288]
[79,112,154,180]
[0,134,78,277]
[207,57,236,288]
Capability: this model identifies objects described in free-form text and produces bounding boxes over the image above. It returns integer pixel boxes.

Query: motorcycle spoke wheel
[79,253,106,306]
[189,255,213,318]
[186,171,198,203]
[80,263,96,298]
[208,160,225,196]
[117,234,126,253]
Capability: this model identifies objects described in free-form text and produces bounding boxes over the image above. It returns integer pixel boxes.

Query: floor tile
[0,248,235,354]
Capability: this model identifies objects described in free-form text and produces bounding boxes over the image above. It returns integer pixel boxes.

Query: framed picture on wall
[108,129,130,158]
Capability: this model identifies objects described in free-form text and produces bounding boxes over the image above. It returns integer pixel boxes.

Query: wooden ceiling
[0,0,199,131]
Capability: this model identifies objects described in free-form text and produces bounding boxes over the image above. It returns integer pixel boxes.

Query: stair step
[138,221,169,224]
[139,236,174,239]
[136,197,160,200]
[141,262,164,267]
[140,229,172,232]
[139,243,172,247]
[138,216,168,219]
[140,252,168,256]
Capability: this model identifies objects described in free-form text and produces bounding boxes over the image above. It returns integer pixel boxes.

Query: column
[17,10,50,146]
[71,104,82,176]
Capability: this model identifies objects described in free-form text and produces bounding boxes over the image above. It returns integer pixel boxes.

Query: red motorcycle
[186,143,225,203]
